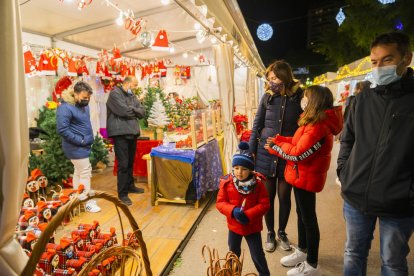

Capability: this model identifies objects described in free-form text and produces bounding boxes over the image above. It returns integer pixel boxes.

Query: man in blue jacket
[338,32,414,275]
[57,81,101,213]
[106,76,145,206]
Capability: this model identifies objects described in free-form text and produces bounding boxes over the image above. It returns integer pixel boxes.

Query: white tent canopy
[0,2,266,273]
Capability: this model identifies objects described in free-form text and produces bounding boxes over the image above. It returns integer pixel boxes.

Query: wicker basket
[22,191,152,276]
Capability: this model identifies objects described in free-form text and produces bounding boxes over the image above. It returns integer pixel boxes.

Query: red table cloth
[113,140,162,177]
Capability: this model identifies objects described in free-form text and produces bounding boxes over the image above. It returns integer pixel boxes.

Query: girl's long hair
[298,85,334,126]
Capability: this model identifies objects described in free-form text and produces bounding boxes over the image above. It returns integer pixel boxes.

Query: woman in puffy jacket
[249,60,303,252]
[265,85,342,276]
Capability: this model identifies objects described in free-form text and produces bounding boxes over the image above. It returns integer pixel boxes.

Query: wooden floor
[56,168,207,276]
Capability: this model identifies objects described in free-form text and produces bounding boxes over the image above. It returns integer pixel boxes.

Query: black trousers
[113,136,137,198]
[228,230,270,276]
[294,187,320,265]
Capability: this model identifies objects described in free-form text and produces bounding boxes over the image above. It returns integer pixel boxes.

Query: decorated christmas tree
[36,104,73,184]
[148,94,170,128]
[90,134,109,169]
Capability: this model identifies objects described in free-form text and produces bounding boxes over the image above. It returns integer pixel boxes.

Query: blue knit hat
[232,142,255,171]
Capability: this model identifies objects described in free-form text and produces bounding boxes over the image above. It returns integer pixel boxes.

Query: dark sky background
[237,0,340,75]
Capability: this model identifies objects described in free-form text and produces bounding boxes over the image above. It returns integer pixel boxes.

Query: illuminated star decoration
[378,0,395,4]
[257,23,273,41]
[336,8,346,26]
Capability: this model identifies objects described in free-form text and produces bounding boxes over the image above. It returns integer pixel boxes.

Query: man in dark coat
[338,32,414,275]
[106,76,145,206]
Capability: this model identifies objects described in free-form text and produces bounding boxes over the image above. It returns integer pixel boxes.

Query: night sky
[237,0,340,72]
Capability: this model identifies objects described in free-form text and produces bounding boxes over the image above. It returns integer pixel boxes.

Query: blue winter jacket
[249,84,303,177]
[56,89,94,159]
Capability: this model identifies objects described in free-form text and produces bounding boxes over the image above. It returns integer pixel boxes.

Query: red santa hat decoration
[23,45,38,77]
[53,76,72,102]
[38,50,57,76]
[151,30,170,52]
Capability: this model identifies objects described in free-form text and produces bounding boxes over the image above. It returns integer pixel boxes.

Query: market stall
[1,0,266,274]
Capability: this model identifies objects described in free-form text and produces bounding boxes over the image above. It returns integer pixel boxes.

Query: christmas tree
[36,105,73,184]
[142,86,171,127]
[89,134,109,169]
[147,94,170,128]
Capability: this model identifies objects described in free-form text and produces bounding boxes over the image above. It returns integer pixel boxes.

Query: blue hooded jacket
[56,89,94,159]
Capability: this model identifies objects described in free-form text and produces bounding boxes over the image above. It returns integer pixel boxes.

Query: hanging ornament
[139,31,153,47]
[112,46,122,61]
[257,23,273,41]
[67,57,78,77]
[378,0,395,4]
[151,30,170,51]
[77,0,93,10]
[23,45,38,77]
[38,50,57,76]
[336,8,346,26]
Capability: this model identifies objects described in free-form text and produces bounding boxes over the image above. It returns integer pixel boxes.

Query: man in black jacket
[337,32,414,276]
[107,76,145,206]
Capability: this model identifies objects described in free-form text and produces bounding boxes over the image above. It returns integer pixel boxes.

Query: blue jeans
[343,201,414,276]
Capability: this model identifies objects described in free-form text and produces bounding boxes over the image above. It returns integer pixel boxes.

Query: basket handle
[21,191,152,276]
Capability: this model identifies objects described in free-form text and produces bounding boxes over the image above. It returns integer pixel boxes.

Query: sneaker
[128,186,144,194]
[281,248,307,267]
[287,261,321,276]
[264,231,276,252]
[85,200,101,213]
[278,230,292,251]
[119,196,132,206]
[335,177,341,186]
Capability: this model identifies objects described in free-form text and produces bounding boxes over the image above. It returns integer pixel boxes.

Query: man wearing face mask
[338,32,414,275]
[106,76,145,206]
[57,80,101,213]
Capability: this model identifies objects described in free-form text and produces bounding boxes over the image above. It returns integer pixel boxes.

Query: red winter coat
[216,173,270,236]
[267,107,343,192]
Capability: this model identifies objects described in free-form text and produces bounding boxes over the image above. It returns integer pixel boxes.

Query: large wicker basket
[21,191,152,276]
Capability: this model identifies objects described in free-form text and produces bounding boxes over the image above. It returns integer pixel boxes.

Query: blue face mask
[127,89,133,95]
[372,65,402,86]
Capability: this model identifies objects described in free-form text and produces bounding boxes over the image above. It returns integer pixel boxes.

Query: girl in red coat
[216,142,270,276]
[265,85,343,276]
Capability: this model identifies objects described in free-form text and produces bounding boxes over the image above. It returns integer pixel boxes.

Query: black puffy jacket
[106,85,145,138]
[249,85,303,177]
[338,68,414,217]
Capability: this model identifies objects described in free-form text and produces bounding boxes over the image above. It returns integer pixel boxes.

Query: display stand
[150,140,223,208]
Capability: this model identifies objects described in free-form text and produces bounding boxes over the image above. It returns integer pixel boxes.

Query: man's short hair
[74,81,93,94]
[124,76,136,83]
[371,32,411,58]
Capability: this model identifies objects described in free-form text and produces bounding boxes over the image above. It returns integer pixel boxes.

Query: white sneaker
[85,200,101,213]
[287,261,321,276]
[335,177,341,186]
[281,248,307,267]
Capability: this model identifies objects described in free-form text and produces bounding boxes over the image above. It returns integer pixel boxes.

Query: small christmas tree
[142,86,171,127]
[148,94,170,128]
[90,134,109,169]
[36,105,73,185]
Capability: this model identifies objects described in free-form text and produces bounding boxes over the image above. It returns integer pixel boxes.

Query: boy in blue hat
[216,142,270,276]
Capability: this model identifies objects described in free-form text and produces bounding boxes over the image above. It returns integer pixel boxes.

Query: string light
[194,22,201,30]
[116,11,124,26]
